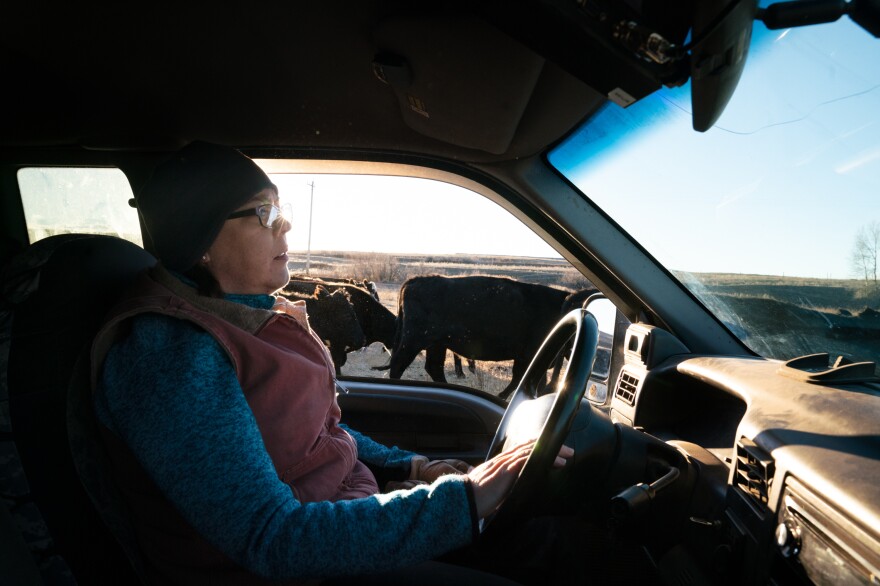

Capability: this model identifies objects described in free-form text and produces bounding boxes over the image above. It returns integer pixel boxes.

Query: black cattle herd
[280,274,597,397]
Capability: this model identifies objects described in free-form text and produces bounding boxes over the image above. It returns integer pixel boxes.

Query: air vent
[735,437,775,510]
[615,371,640,405]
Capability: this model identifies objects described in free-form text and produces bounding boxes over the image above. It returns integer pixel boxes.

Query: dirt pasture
[339,341,516,397]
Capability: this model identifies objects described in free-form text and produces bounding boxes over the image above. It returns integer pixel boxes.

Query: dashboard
[605,323,880,585]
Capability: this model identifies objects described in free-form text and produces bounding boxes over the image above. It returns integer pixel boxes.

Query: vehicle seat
[3,234,156,584]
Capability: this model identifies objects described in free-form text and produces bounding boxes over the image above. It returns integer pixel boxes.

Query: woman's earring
[201,254,209,263]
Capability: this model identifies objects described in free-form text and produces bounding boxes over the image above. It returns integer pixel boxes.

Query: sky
[269,173,559,258]
[549,16,880,279]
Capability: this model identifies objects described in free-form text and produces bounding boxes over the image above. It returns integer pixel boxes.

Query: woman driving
[90,141,571,585]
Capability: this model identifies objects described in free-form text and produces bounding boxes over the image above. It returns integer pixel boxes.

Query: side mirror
[583,296,618,403]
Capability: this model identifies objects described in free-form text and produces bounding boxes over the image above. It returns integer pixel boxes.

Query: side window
[271,172,597,399]
[17,167,142,246]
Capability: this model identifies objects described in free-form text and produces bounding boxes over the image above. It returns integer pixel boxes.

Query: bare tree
[850,220,880,287]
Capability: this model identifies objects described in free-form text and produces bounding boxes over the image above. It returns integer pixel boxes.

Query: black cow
[284,277,397,350]
[290,274,380,302]
[388,275,596,398]
[279,285,365,376]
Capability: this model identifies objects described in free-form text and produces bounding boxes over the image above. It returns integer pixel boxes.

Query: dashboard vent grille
[615,372,639,405]
[735,438,775,510]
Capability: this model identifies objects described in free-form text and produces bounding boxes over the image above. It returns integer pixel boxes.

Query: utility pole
[305,181,314,276]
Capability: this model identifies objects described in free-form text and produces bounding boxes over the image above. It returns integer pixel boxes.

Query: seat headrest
[2,234,155,584]
[4,234,156,326]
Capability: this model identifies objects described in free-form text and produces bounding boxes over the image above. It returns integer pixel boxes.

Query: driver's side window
[270,172,597,399]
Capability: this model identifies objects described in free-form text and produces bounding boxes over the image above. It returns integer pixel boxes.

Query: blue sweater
[95,291,476,581]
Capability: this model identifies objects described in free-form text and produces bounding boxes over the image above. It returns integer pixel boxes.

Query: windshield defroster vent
[735,437,775,510]
[615,372,640,406]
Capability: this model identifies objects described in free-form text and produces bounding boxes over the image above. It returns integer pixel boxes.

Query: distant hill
[678,271,880,313]
[287,251,591,289]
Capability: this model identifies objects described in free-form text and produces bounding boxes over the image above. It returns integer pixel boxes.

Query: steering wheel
[482,308,599,535]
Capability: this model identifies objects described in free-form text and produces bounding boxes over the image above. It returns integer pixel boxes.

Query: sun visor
[372,16,545,155]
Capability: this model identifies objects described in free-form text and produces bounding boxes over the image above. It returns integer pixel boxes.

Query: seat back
[4,234,156,584]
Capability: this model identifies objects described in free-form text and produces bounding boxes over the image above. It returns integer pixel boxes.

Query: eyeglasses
[226,203,291,229]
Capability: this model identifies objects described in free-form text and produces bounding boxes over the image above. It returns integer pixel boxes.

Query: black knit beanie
[135,141,277,271]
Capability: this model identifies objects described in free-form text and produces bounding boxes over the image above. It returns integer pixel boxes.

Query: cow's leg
[388,344,423,379]
[424,344,448,383]
[498,379,517,399]
[467,359,476,374]
[453,352,465,378]
[332,350,346,376]
[498,358,530,399]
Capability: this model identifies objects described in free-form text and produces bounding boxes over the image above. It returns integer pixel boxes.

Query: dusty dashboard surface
[607,323,880,584]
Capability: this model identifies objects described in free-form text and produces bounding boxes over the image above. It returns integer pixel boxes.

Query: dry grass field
[288,252,880,388]
[677,271,880,374]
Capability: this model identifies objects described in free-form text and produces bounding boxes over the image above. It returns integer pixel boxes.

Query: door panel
[337,379,504,463]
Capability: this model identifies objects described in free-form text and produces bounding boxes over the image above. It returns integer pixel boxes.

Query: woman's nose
[276,215,292,234]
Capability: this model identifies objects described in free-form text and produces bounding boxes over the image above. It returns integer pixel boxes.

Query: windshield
[549,13,880,369]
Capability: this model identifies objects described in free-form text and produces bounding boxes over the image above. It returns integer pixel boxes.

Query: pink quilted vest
[92,265,379,502]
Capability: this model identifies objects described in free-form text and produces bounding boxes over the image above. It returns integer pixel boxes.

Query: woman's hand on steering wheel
[469,441,574,519]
